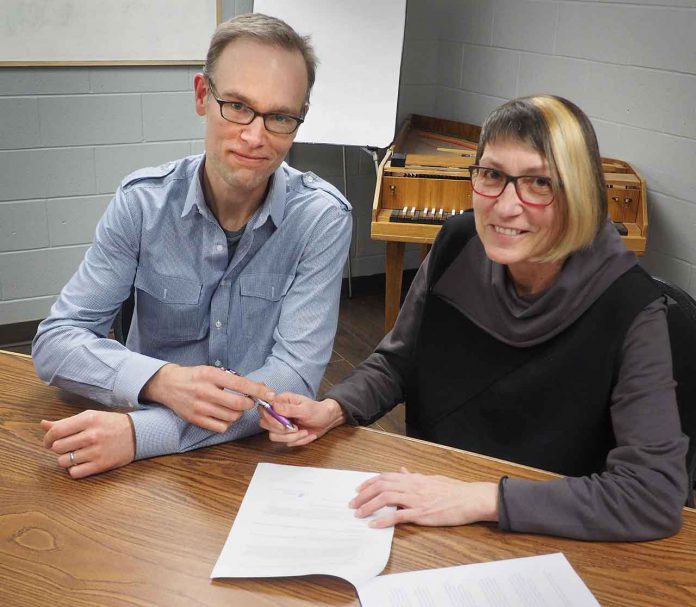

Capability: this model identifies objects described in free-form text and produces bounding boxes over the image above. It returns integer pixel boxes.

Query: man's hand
[259,393,346,447]
[140,364,268,432]
[350,467,499,528]
[41,410,135,479]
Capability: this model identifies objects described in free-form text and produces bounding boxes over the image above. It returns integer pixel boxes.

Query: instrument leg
[419,244,431,262]
[385,241,405,333]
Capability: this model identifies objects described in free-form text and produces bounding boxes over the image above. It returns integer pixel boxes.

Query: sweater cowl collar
[433,219,638,347]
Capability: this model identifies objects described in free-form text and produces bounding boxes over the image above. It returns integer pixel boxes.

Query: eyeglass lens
[219,102,300,134]
[470,167,554,206]
[207,78,301,134]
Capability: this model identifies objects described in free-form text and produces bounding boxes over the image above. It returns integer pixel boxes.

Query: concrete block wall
[0,63,209,325]
[429,0,696,297]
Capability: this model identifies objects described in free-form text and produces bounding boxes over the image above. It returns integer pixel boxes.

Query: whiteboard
[255,0,406,147]
[0,0,220,65]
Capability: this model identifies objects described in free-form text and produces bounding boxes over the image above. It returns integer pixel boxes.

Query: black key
[391,153,406,167]
[613,221,628,236]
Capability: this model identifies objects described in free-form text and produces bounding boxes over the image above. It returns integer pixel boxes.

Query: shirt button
[221,280,230,287]
[214,360,221,367]
[306,175,314,182]
[215,320,222,329]
[216,244,224,252]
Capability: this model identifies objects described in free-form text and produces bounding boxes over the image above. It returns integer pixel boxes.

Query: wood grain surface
[1,351,695,606]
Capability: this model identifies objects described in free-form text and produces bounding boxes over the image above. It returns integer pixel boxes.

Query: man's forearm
[139,363,178,403]
[129,405,264,460]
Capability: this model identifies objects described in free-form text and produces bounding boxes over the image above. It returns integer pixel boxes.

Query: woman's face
[473,139,561,276]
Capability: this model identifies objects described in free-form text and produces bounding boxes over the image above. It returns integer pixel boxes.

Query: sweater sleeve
[325,256,430,426]
[499,297,689,541]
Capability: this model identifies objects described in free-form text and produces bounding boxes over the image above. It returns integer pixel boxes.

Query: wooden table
[2,350,695,606]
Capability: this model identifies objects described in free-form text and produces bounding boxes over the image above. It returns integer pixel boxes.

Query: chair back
[112,287,135,345]
[653,277,696,507]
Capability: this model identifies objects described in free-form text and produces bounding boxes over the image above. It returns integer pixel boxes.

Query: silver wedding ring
[69,451,76,466]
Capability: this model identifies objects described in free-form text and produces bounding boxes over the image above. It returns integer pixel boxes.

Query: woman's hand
[259,394,347,447]
[350,467,499,528]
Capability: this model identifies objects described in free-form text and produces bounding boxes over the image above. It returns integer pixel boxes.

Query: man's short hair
[476,95,607,262]
[203,13,318,101]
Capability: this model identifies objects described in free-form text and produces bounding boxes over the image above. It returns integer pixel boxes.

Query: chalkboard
[0,0,220,66]
[255,0,406,147]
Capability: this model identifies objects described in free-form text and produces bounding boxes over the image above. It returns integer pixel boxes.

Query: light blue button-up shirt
[33,154,352,459]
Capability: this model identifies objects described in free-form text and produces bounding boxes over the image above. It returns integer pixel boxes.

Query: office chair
[652,276,696,507]
[112,287,135,345]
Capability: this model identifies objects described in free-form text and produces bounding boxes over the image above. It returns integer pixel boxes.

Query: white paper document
[357,553,600,607]
[211,463,395,586]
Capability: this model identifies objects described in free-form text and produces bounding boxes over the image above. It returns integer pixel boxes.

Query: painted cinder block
[39,94,142,147]
[0,199,49,252]
[0,147,95,202]
[46,195,112,247]
[142,92,205,141]
[0,245,89,300]
[492,0,558,55]
[0,97,40,149]
[89,66,191,94]
[95,142,192,194]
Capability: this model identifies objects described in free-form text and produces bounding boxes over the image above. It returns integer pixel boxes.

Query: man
[32,14,352,479]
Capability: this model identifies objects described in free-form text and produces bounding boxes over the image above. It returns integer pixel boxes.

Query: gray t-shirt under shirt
[223,225,246,264]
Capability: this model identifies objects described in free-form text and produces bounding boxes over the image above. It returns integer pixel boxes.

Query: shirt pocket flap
[134,267,202,305]
[239,273,291,301]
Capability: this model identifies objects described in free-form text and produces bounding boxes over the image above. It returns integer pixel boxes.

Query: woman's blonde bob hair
[475,95,606,262]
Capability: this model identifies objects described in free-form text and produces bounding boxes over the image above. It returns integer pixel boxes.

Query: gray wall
[401,0,696,297]
[1,0,695,326]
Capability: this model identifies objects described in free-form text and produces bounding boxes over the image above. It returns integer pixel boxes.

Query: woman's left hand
[350,467,499,528]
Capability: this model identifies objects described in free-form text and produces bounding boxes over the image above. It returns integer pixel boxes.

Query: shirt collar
[181,154,209,219]
[181,155,286,230]
[258,163,287,230]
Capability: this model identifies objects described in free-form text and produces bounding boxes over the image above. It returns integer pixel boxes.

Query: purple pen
[223,369,298,432]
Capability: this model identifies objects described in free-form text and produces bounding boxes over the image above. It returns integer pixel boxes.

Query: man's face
[195,38,309,198]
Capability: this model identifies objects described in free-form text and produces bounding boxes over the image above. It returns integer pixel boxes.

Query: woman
[260,95,688,541]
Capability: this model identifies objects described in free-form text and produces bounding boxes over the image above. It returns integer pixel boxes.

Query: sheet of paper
[211,463,395,586]
[357,553,600,607]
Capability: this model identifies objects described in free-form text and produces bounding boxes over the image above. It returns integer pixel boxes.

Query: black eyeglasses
[467,165,556,207]
[207,79,304,135]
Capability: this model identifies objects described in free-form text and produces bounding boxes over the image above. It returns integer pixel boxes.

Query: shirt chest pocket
[239,273,291,340]
[134,267,206,342]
